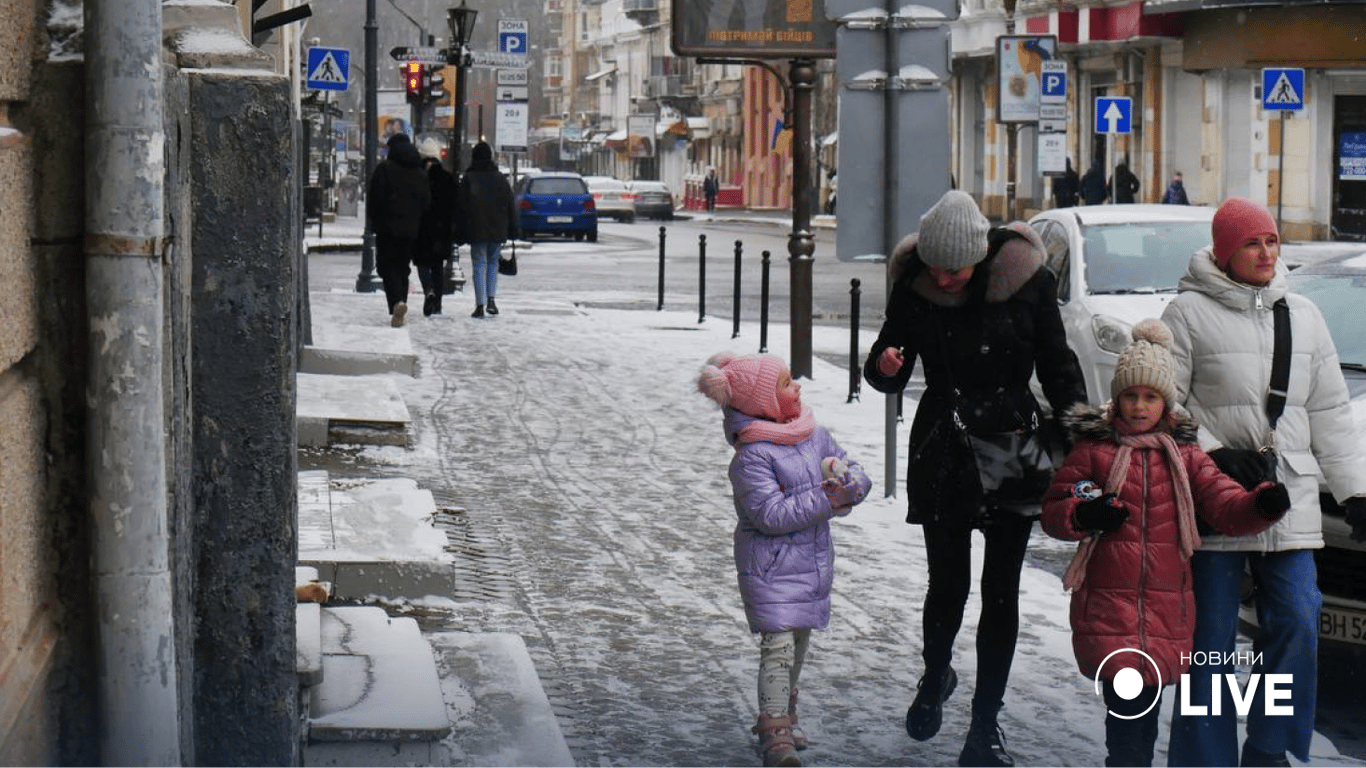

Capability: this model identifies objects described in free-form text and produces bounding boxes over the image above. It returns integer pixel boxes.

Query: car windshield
[1288,271,1366,368]
[528,178,585,195]
[1080,221,1210,294]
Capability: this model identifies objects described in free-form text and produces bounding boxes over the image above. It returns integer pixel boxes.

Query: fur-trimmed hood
[1061,401,1199,446]
[888,221,1047,307]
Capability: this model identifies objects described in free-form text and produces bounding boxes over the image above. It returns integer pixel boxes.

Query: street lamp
[447,2,478,174]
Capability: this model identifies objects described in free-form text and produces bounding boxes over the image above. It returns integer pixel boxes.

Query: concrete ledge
[302,560,456,602]
[301,346,417,377]
[310,607,451,742]
[297,373,410,447]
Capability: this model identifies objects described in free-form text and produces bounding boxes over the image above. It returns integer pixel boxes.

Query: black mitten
[1345,497,1366,543]
[1254,483,1291,521]
[1209,447,1268,490]
[1074,493,1129,534]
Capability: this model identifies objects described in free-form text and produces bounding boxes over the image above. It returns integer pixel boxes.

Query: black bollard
[657,226,666,311]
[732,239,743,338]
[698,234,707,324]
[847,278,862,403]
[759,250,771,353]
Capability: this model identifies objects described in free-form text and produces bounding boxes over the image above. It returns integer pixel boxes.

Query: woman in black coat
[862,191,1086,767]
[414,137,457,316]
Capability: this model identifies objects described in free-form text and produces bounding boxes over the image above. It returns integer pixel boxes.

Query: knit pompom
[1131,318,1173,349]
[697,363,732,406]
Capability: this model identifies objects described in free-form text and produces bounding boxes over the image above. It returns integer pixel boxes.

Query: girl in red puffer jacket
[1041,319,1291,767]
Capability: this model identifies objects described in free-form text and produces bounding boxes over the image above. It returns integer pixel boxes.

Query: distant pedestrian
[703,168,719,212]
[454,142,518,319]
[1080,158,1109,205]
[1110,161,1140,204]
[366,133,431,327]
[697,352,872,768]
[1042,318,1289,768]
[1162,171,1190,205]
[1052,158,1080,208]
[415,137,457,316]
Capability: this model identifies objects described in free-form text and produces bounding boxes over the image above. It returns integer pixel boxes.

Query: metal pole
[1276,111,1286,232]
[657,225,666,310]
[760,250,771,353]
[359,0,379,291]
[451,36,468,174]
[788,59,816,378]
[732,239,743,338]
[847,278,861,403]
[85,0,180,761]
[698,233,707,323]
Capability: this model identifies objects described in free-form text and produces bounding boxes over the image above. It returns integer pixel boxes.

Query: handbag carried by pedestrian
[498,242,518,276]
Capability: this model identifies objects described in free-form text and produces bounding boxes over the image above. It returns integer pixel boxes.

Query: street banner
[996,35,1057,124]
[671,0,835,58]
[628,113,656,158]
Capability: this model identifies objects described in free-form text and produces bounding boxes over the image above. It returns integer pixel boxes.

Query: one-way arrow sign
[1094,96,1132,135]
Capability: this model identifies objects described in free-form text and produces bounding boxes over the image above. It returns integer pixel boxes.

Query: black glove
[1345,497,1366,544]
[1074,493,1129,534]
[1209,447,1271,490]
[1254,483,1291,521]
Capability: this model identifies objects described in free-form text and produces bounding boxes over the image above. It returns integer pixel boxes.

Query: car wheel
[574,232,585,242]
[625,213,635,224]
[587,229,598,243]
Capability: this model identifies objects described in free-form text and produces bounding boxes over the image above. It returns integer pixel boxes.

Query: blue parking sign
[1042,69,1066,98]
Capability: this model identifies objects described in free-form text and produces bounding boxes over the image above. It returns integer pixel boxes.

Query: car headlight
[1092,315,1132,354]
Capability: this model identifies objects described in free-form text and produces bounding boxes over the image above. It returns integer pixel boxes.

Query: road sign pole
[359,0,379,293]
[1277,110,1286,232]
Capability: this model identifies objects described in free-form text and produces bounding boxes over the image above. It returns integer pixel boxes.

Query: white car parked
[583,175,637,223]
[1028,204,1216,404]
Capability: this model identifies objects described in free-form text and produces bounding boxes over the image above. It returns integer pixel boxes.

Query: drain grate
[430,504,518,602]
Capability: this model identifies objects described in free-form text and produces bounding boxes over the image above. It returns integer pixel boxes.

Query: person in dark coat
[414,137,457,316]
[703,168,719,212]
[454,142,518,318]
[1162,171,1190,205]
[1110,161,1141,204]
[1080,158,1109,205]
[1052,158,1079,208]
[862,190,1087,768]
[366,133,431,326]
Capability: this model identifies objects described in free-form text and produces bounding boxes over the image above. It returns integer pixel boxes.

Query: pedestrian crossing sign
[307,47,350,91]
[1262,68,1304,111]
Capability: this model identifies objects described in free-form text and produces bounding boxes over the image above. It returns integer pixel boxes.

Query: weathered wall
[188,71,299,767]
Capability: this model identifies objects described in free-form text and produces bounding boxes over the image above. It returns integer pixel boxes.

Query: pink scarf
[735,406,818,446]
[1062,430,1202,591]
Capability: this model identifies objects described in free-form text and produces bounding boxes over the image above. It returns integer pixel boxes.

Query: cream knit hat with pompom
[1110,318,1177,407]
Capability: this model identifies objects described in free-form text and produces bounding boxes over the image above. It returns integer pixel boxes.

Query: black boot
[905,666,956,741]
[1241,742,1290,768]
[958,709,1014,767]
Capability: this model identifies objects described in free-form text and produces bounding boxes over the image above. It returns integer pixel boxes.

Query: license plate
[547,215,572,223]
[1320,604,1366,645]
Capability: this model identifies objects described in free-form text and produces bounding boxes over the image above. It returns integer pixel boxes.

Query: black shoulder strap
[1268,298,1291,429]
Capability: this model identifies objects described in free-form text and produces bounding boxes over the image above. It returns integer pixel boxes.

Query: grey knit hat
[917,190,990,270]
[1111,318,1177,407]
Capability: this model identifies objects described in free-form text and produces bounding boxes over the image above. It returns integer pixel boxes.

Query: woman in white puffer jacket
[1162,196,1366,768]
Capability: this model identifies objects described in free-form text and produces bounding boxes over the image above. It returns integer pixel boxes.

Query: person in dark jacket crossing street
[366,133,431,326]
[415,137,457,316]
[863,190,1087,767]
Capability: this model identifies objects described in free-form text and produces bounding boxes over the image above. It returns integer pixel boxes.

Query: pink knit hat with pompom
[696,352,787,421]
[1212,196,1278,271]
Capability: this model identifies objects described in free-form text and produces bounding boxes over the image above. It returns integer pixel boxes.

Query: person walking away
[1080,158,1109,205]
[1162,171,1190,205]
[366,133,431,326]
[1052,158,1079,208]
[1109,161,1140,204]
[861,190,1087,767]
[1162,196,1366,767]
[703,168,719,212]
[454,141,518,319]
[697,352,872,767]
[415,137,457,316]
[1042,319,1290,768]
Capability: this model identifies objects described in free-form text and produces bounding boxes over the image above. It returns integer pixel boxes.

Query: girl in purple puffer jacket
[698,352,872,767]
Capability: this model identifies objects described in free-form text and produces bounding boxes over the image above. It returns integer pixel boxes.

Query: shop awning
[603,128,627,149]
[656,119,688,138]
[686,116,711,139]
[585,67,617,83]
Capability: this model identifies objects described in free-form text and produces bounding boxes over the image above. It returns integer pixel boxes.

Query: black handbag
[498,243,518,276]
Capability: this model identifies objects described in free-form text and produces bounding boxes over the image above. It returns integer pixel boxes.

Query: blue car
[515,172,598,242]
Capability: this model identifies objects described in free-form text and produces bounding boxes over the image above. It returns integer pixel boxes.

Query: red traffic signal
[403,62,425,102]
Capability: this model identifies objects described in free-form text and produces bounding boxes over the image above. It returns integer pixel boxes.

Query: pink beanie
[1212,196,1278,271]
[696,352,786,421]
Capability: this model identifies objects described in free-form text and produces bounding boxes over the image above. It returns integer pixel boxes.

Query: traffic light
[427,70,445,100]
[403,62,425,103]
